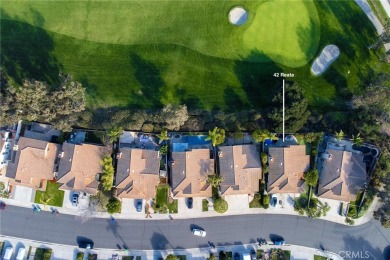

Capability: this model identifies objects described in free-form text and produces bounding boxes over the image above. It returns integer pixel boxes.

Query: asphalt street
[1,206,389,259]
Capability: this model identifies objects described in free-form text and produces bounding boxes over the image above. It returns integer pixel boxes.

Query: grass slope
[1,0,319,67]
[0,0,388,113]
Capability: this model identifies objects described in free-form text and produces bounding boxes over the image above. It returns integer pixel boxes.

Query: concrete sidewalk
[0,193,378,226]
[0,234,343,260]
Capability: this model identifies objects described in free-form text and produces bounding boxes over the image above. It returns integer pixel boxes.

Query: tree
[252,129,278,143]
[335,130,345,141]
[106,198,121,214]
[100,156,114,191]
[213,198,228,213]
[107,126,123,143]
[268,83,311,133]
[351,133,363,146]
[207,175,223,188]
[165,255,178,260]
[304,132,322,145]
[304,169,319,187]
[260,152,268,166]
[156,129,170,144]
[304,169,318,208]
[206,127,226,147]
[153,104,189,131]
[160,145,168,155]
[0,73,86,132]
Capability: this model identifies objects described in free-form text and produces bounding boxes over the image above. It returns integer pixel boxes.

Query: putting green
[1,0,320,67]
[243,0,320,67]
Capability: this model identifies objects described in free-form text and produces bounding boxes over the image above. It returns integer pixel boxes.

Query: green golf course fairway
[0,0,319,67]
[0,0,387,112]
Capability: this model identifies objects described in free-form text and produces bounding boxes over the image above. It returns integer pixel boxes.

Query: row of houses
[0,122,370,205]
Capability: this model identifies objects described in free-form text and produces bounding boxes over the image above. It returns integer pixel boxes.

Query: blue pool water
[182,135,210,145]
[264,139,273,146]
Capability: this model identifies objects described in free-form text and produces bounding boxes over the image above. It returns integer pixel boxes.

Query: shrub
[76,252,84,260]
[263,195,270,209]
[166,254,178,260]
[345,217,355,225]
[214,198,228,213]
[106,197,121,214]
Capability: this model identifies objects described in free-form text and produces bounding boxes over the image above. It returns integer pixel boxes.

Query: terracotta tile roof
[115,148,160,199]
[171,148,214,197]
[318,149,367,202]
[57,142,104,195]
[218,145,262,196]
[268,145,310,194]
[6,137,60,190]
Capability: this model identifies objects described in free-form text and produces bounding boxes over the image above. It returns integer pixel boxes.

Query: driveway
[224,194,249,212]
[62,190,89,210]
[121,198,145,215]
[11,185,35,203]
[178,197,202,215]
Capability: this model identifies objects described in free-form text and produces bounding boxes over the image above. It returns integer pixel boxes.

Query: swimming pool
[182,135,210,145]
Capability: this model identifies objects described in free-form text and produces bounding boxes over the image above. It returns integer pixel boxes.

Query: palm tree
[352,133,363,147]
[252,129,278,143]
[156,129,170,144]
[207,174,224,188]
[304,169,318,209]
[107,126,123,143]
[206,127,225,147]
[335,130,345,141]
[206,127,225,173]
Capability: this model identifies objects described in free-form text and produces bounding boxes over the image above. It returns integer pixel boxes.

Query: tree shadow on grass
[233,51,283,110]
[130,53,163,108]
[0,10,61,85]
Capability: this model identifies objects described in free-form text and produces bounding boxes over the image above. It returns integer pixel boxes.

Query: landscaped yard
[34,181,64,207]
[1,0,388,115]
[347,190,375,219]
[249,193,263,208]
[314,256,329,260]
[202,199,209,211]
[153,185,178,214]
[34,248,52,260]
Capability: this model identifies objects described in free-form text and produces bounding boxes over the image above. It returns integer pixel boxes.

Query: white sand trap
[229,7,248,26]
[311,44,340,76]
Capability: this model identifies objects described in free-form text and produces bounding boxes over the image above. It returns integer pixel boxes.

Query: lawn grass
[314,256,329,260]
[1,0,388,115]
[34,248,52,260]
[1,1,318,67]
[34,181,64,207]
[76,252,84,260]
[202,199,209,212]
[153,185,178,213]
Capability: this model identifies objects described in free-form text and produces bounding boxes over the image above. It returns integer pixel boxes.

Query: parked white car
[16,247,26,260]
[192,229,206,237]
[3,246,13,260]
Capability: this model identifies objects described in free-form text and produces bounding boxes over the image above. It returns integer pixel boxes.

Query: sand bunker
[229,7,248,26]
[311,44,340,76]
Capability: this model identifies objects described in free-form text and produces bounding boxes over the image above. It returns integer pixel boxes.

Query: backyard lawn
[1,0,388,113]
[34,181,64,207]
[153,185,178,214]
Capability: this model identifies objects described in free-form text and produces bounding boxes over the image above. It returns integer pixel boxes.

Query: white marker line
[282,79,285,143]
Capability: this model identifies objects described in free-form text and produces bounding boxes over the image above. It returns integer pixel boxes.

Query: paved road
[1,206,390,259]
